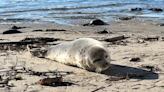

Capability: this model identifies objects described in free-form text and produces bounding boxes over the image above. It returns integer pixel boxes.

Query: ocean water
[0,0,164,25]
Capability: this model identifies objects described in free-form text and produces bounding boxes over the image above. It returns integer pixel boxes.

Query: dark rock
[83,19,107,26]
[128,8,142,11]
[117,16,136,20]
[130,57,141,62]
[11,25,27,29]
[3,30,22,34]
[97,30,109,34]
[90,19,105,25]
[46,29,66,31]
[149,8,163,12]
[158,23,164,26]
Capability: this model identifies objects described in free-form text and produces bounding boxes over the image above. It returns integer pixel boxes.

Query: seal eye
[105,55,108,58]
[93,59,102,63]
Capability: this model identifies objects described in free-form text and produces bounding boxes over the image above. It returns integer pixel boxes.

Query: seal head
[83,45,111,73]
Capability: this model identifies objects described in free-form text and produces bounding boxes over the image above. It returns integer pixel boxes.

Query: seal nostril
[102,62,108,67]
[104,62,109,65]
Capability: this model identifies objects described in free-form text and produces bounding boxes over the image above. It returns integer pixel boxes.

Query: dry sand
[0,19,164,92]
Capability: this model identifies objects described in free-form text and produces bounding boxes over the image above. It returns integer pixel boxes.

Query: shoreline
[1,15,164,26]
[0,18,164,36]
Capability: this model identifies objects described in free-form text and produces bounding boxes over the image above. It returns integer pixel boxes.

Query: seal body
[45,38,111,72]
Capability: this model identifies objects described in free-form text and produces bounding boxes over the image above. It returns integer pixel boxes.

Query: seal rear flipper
[27,45,48,58]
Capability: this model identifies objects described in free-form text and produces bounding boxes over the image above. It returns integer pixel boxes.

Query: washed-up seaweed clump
[0,65,74,88]
[0,37,59,51]
[21,37,60,43]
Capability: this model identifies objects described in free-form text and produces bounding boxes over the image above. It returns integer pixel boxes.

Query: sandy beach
[0,19,164,92]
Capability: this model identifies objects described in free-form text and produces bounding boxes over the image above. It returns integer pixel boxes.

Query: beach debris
[3,29,22,34]
[12,67,74,77]
[97,30,110,34]
[130,57,141,62]
[136,36,160,42]
[14,75,23,80]
[141,65,154,71]
[137,38,145,43]
[105,73,145,83]
[117,16,135,20]
[128,8,142,11]
[104,35,125,42]
[105,76,125,82]
[139,65,161,72]
[38,78,74,86]
[0,56,74,88]
[122,57,130,59]
[32,29,43,32]
[32,29,67,32]
[83,19,107,26]
[0,37,59,51]
[0,65,74,88]
[21,37,60,43]
[104,35,129,46]
[11,25,27,29]
[40,77,63,85]
[91,86,105,92]
[109,40,128,46]
[0,78,10,87]
[142,36,159,41]
[46,29,66,31]
[0,43,31,51]
[0,53,8,56]
[31,69,74,86]
[162,37,164,41]
[0,42,50,51]
[149,8,163,12]
[0,41,37,45]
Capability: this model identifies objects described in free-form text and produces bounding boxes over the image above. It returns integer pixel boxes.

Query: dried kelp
[0,37,59,51]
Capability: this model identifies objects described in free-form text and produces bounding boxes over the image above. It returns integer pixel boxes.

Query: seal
[29,38,111,73]
[44,38,111,73]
